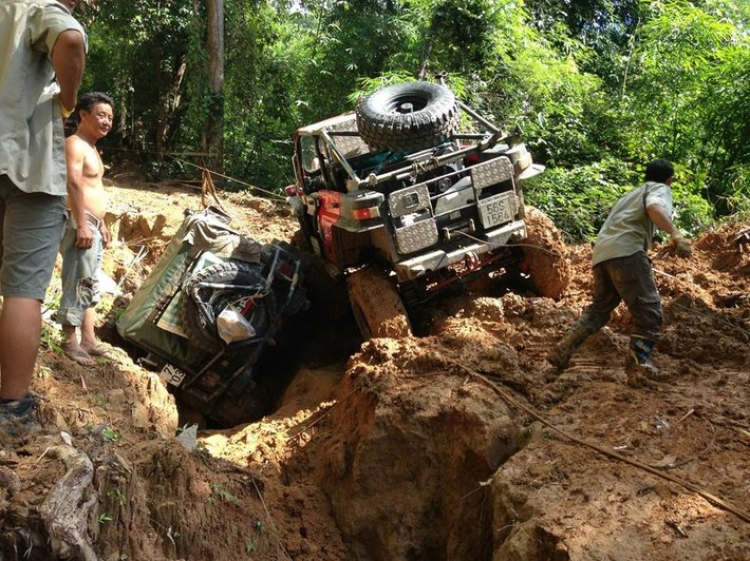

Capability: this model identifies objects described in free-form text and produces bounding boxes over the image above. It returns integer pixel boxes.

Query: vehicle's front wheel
[347,267,412,340]
[356,81,459,153]
[521,207,570,300]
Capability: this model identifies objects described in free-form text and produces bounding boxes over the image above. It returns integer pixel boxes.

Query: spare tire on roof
[356,81,459,153]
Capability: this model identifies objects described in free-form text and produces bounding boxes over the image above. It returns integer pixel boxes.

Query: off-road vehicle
[287,80,569,337]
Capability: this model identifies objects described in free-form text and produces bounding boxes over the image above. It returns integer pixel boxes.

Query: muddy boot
[625,335,661,387]
[0,395,40,446]
[546,322,592,371]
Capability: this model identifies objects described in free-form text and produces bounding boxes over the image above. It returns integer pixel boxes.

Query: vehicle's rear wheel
[347,267,412,339]
[521,207,570,300]
[356,81,459,153]
[181,261,277,354]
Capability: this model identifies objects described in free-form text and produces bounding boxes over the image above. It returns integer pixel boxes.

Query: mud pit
[1,179,749,560]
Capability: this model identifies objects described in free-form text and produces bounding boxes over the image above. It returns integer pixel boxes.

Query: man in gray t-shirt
[546,159,692,386]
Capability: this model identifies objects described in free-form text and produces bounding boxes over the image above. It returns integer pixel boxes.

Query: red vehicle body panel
[316,190,342,263]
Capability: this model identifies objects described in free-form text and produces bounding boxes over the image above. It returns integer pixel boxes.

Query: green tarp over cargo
[116,206,261,372]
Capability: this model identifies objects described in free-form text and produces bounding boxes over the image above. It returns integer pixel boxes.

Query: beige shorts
[0,175,67,300]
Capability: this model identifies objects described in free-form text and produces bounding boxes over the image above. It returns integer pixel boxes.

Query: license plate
[479,193,514,228]
[161,363,187,387]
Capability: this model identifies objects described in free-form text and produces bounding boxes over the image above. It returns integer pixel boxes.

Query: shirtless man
[57,92,115,366]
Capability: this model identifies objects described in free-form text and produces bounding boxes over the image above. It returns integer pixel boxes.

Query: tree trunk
[206,0,225,176]
[155,44,167,163]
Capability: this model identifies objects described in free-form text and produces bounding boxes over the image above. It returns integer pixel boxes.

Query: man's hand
[76,223,94,249]
[671,234,692,258]
[100,224,112,249]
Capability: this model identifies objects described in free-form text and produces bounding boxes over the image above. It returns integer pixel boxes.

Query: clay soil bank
[1,179,748,561]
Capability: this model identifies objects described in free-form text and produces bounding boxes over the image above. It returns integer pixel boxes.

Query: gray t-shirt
[0,0,86,195]
[592,181,673,267]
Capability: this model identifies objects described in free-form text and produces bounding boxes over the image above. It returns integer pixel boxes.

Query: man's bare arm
[65,137,94,248]
[646,203,679,237]
[51,29,86,113]
[647,203,692,257]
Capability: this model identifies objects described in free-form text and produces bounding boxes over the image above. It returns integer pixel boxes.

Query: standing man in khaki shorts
[0,0,86,444]
[57,92,115,366]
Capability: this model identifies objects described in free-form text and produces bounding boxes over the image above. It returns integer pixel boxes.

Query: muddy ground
[0,178,748,561]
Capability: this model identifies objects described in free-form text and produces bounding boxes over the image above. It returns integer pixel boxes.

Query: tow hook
[465,252,480,270]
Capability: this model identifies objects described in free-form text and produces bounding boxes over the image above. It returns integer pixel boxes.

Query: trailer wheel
[356,81,459,153]
[522,207,570,300]
[181,261,277,354]
[347,267,411,340]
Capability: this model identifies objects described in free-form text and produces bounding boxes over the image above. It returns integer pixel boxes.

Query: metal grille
[390,184,438,254]
[389,185,431,217]
[327,121,370,158]
[394,220,439,254]
[470,156,513,191]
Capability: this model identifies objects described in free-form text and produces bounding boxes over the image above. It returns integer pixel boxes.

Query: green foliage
[79,0,748,239]
[89,394,109,408]
[616,1,749,207]
[40,323,63,354]
[692,43,750,213]
[527,157,715,240]
[107,487,127,506]
[526,158,638,241]
[210,482,238,503]
[669,177,715,236]
[102,427,121,443]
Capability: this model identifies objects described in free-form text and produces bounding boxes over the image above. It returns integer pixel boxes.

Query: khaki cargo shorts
[0,175,66,300]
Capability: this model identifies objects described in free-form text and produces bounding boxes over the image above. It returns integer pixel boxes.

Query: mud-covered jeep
[287,81,569,337]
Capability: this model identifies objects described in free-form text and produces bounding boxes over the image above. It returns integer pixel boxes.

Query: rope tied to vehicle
[200,166,229,213]
[409,155,442,183]
[168,154,288,203]
[452,228,564,257]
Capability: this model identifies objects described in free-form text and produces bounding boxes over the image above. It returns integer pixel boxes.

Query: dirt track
[1,180,748,560]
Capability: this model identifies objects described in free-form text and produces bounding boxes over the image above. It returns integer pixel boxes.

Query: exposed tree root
[39,445,99,561]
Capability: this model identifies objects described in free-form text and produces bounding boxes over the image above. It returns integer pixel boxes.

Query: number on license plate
[162,364,186,387]
[480,194,513,227]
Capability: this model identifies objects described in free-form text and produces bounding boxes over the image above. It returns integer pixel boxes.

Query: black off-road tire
[347,268,412,340]
[181,261,276,354]
[356,81,459,153]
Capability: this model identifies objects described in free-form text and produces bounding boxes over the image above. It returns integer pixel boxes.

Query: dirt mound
[522,207,571,300]
[1,180,749,560]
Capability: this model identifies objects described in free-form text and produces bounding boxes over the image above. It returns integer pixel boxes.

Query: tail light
[351,207,380,220]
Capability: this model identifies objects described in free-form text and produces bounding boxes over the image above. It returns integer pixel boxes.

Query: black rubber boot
[546,322,592,370]
[626,335,661,386]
